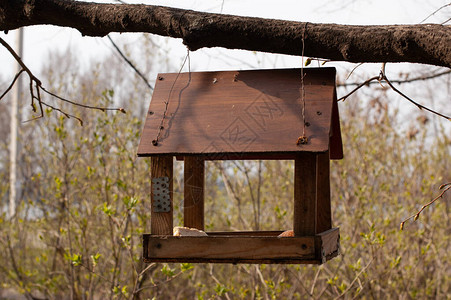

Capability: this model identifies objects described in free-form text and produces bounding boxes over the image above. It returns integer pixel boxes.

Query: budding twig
[0,37,126,125]
[338,69,451,87]
[338,63,451,121]
[400,182,451,230]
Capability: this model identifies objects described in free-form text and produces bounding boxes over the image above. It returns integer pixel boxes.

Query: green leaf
[181,263,194,272]
[91,253,101,267]
[102,202,114,216]
[121,285,129,297]
[161,265,175,277]
[112,286,119,294]
[71,254,82,266]
[214,284,228,296]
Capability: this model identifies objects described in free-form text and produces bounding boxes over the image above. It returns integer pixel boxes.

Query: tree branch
[338,64,451,120]
[0,0,450,67]
[419,3,451,24]
[400,183,451,230]
[338,69,451,87]
[0,36,126,123]
[107,35,153,91]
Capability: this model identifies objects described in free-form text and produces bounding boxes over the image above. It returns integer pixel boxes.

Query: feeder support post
[150,156,173,235]
[184,156,205,230]
[316,151,332,232]
[294,152,318,236]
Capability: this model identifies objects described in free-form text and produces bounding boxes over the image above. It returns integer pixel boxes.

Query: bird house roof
[138,68,343,159]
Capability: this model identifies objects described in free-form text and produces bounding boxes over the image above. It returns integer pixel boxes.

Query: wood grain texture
[316,151,332,232]
[315,228,340,262]
[294,152,318,236]
[330,89,344,160]
[138,68,342,158]
[142,228,339,264]
[317,228,340,257]
[150,156,173,235]
[145,235,316,263]
[184,156,204,230]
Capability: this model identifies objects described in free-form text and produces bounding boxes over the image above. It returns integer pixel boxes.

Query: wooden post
[294,153,317,236]
[316,151,332,232]
[184,156,205,230]
[151,156,173,235]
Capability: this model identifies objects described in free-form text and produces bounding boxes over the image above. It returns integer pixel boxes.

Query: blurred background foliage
[0,32,450,299]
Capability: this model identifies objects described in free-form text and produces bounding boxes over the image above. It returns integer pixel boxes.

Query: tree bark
[0,0,450,68]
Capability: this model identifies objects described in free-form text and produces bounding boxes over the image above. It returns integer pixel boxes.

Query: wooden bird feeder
[138,68,343,264]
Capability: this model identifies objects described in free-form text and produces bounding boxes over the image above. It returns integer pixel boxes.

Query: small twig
[381,62,386,76]
[131,263,157,297]
[209,265,232,300]
[338,63,451,120]
[153,49,190,146]
[0,37,41,85]
[134,267,188,293]
[29,76,37,112]
[337,75,380,101]
[0,36,125,125]
[25,81,44,122]
[309,266,322,295]
[107,35,153,91]
[400,182,451,230]
[334,257,375,300]
[0,69,24,100]
[41,86,126,113]
[442,17,451,24]
[346,63,364,80]
[338,69,451,87]
[77,262,129,299]
[419,3,451,24]
[6,235,41,300]
[38,101,84,126]
[383,75,450,120]
[139,263,156,277]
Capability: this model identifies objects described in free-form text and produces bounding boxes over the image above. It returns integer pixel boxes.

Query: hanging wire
[152,49,191,146]
[297,23,309,145]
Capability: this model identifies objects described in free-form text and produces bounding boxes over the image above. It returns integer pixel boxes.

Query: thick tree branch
[0,0,450,67]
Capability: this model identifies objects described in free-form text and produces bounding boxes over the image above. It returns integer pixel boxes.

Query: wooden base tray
[143,228,339,264]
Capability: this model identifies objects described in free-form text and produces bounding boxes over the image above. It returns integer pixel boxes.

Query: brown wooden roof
[138,68,343,159]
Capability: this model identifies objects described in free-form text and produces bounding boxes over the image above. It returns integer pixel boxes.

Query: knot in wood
[296,136,308,145]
